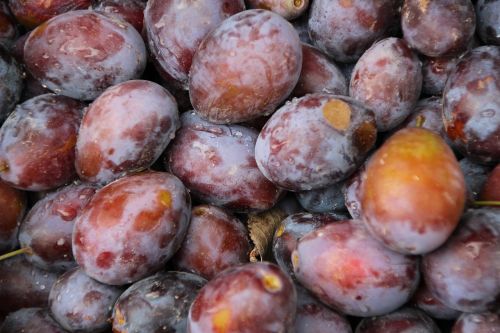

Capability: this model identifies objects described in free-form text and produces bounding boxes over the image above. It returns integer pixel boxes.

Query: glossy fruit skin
[355,308,441,333]
[172,205,250,280]
[167,112,281,212]
[442,46,500,165]
[187,262,297,333]
[422,208,500,313]
[308,0,402,63]
[292,220,419,317]
[0,256,59,319]
[93,0,146,33]
[272,212,336,277]
[255,94,377,191]
[401,0,476,57]
[112,271,206,333]
[18,183,98,272]
[349,37,422,132]
[0,94,84,191]
[73,172,191,285]
[144,0,245,89]
[75,80,179,185]
[7,0,92,29]
[476,0,500,46]
[247,0,309,21]
[189,9,302,124]
[0,48,23,123]
[0,308,66,333]
[480,164,500,201]
[411,282,461,320]
[361,128,466,255]
[452,312,500,333]
[292,43,348,98]
[49,267,122,333]
[296,180,347,214]
[0,181,26,252]
[24,10,147,101]
[0,2,18,49]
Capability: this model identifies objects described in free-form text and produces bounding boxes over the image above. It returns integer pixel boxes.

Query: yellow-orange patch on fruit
[262,273,283,293]
[114,307,126,326]
[419,0,430,13]
[339,0,353,8]
[212,308,231,333]
[292,251,299,269]
[193,206,208,217]
[0,160,9,172]
[323,99,352,131]
[275,224,285,238]
[158,190,172,208]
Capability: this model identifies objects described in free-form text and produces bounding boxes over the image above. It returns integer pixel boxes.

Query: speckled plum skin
[0,49,23,123]
[24,10,147,101]
[187,262,296,333]
[48,267,122,333]
[422,208,500,313]
[349,37,422,132]
[452,312,500,333]
[73,172,191,285]
[296,180,347,214]
[255,94,377,191]
[18,183,98,272]
[189,9,302,124]
[361,128,466,255]
[442,46,500,165]
[145,0,245,89]
[476,0,500,46]
[0,256,59,319]
[167,112,281,212]
[0,181,26,252]
[292,220,419,317]
[112,271,206,333]
[75,80,179,185]
[402,0,476,57]
[172,205,250,280]
[292,43,348,98]
[93,0,146,33]
[272,212,336,277]
[0,94,84,191]
[0,2,18,49]
[480,164,500,201]
[355,308,441,333]
[308,0,402,63]
[0,308,66,333]
[411,282,461,320]
[247,0,309,20]
[7,0,92,29]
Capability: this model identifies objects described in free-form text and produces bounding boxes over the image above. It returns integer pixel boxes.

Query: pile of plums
[0,0,499,332]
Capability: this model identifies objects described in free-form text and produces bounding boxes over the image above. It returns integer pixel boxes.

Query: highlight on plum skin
[452,312,500,333]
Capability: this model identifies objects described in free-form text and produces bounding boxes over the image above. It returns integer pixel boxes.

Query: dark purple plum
[422,56,460,96]
[0,2,18,49]
[0,181,26,252]
[0,308,66,333]
[0,48,23,123]
[355,308,441,333]
[476,0,500,46]
[296,180,347,214]
[460,158,493,203]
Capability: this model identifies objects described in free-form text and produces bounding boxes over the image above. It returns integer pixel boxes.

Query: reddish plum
[0,181,26,252]
[479,164,500,201]
[411,282,461,320]
[93,0,145,33]
[355,308,441,333]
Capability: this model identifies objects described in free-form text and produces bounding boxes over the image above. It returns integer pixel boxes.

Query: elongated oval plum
[442,46,500,165]
[0,48,23,123]
[255,94,377,191]
[355,308,441,333]
[167,112,281,212]
[112,271,206,333]
[247,0,309,21]
[73,172,191,285]
[350,37,422,132]
[18,183,98,271]
[189,9,302,123]
[93,0,146,33]
[422,208,500,313]
[0,181,26,252]
[452,312,500,333]
[75,80,179,185]
[308,0,402,63]
[0,308,66,333]
[292,220,419,317]
[24,10,147,101]
[361,128,466,254]
[144,0,245,89]
[0,94,84,191]
[187,262,296,333]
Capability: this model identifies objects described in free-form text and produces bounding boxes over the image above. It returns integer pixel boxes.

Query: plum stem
[473,201,500,207]
[415,115,426,128]
[0,247,32,261]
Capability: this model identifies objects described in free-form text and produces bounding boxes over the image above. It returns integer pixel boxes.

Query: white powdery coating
[453,312,500,333]
[24,10,147,101]
[75,80,179,184]
[0,52,23,121]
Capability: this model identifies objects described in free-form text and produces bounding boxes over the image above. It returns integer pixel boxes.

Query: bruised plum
[0,181,26,252]
[144,0,245,89]
[452,312,500,333]
[247,0,309,21]
[349,37,422,132]
[476,0,500,46]
[167,112,281,212]
[49,267,123,333]
[187,262,296,333]
[0,308,66,333]
[0,94,84,191]
[0,2,18,49]
[0,48,23,123]
[73,172,191,285]
[172,205,250,280]
[442,46,500,165]
[24,10,147,101]
[93,0,146,33]
[189,9,302,123]
[308,0,402,63]
[18,183,98,271]
[422,208,500,313]
[75,80,179,185]
[7,0,92,29]
[411,282,461,320]
[480,164,500,201]
[255,94,377,191]
[355,308,441,333]
[112,271,206,333]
